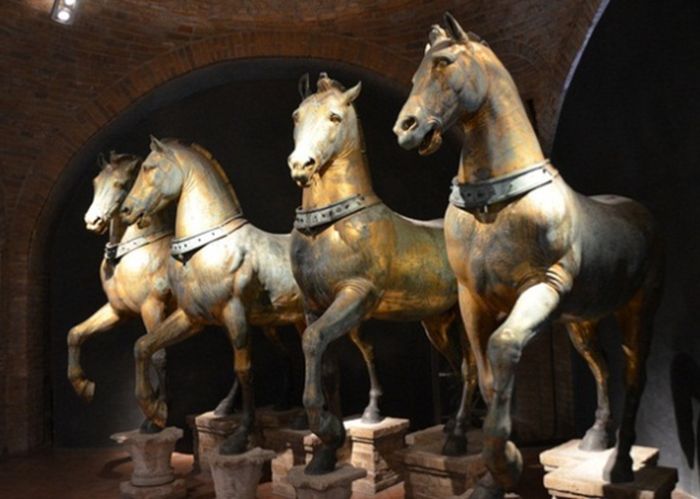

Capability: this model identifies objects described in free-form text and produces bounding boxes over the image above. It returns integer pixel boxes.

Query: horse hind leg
[67,303,123,403]
[349,327,383,424]
[565,320,614,451]
[604,287,659,483]
[422,311,474,456]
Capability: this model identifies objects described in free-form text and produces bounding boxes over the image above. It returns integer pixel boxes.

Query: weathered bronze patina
[394,13,664,498]
[68,152,173,425]
[288,73,477,475]
[121,138,306,452]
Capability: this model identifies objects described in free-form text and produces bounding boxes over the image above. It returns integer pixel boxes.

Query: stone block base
[210,447,276,499]
[396,427,486,499]
[345,416,409,495]
[541,440,678,498]
[119,478,187,499]
[287,464,367,499]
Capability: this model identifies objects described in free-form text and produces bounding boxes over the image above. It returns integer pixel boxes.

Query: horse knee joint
[67,328,83,347]
[134,337,152,361]
[151,349,166,367]
[488,330,521,365]
[302,333,321,358]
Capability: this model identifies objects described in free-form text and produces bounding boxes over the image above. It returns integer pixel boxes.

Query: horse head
[121,136,184,228]
[288,72,362,187]
[84,151,141,234]
[394,12,489,156]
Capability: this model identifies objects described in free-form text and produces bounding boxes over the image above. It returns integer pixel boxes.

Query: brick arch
[2,30,413,454]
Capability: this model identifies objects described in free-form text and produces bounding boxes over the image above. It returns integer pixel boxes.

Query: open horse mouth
[418,124,443,156]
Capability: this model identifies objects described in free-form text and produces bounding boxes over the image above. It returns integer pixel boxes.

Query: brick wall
[0,0,605,454]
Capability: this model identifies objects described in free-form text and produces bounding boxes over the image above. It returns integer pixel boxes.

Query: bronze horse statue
[68,152,173,423]
[288,73,477,474]
[394,13,664,497]
[121,138,309,451]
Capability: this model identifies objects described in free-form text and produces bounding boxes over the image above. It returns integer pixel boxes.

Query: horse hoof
[441,433,468,456]
[219,431,248,455]
[468,473,505,499]
[71,378,95,403]
[580,427,614,452]
[289,412,309,430]
[304,446,337,475]
[151,400,168,428]
[604,451,634,483]
[360,406,383,425]
[139,418,164,434]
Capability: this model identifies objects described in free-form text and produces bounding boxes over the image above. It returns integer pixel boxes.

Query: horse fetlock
[301,334,321,357]
[305,445,338,475]
[482,440,522,490]
[67,329,85,347]
[580,426,614,452]
[487,332,522,366]
[219,427,250,455]
[70,377,95,402]
[361,404,383,424]
[442,432,468,456]
[151,349,166,368]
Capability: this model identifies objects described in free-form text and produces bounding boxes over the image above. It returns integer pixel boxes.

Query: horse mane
[189,142,231,184]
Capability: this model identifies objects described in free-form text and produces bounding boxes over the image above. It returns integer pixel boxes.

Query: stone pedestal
[540,439,678,498]
[287,464,367,499]
[111,427,186,499]
[209,447,276,499]
[194,411,242,474]
[345,417,410,494]
[396,427,487,499]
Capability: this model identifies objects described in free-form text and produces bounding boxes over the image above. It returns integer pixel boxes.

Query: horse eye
[113,181,123,188]
[330,113,342,123]
[434,57,452,68]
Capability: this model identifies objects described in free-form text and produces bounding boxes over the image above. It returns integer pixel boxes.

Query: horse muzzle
[288,153,317,187]
[393,112,443,156]
[84,216,108,235]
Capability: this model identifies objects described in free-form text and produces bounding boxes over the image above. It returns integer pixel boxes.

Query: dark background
[552,0,700,495]
[47,0,700,495]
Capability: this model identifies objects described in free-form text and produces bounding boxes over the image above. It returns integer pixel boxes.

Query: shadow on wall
[671,354,700,487]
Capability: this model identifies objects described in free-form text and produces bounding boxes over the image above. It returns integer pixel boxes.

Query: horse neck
[457,52,544,183]
[175,153,242,238]
[302,122,376,209]
[116,209,171,243]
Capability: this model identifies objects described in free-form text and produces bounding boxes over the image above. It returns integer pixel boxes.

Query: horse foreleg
[605,289,658,482]
[482,283,560,494]
[349,327,383,424]
[566,320,614,451]
[214,378,240,417]
[219,298,255,455]
[263,326,294,411]
[134,309,199,431]
[141,297,168,403]
[302,280,379,475]
[67,303,124,403]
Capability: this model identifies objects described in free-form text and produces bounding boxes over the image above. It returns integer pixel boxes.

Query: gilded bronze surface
[288,74,477,474]
[68,153,174,411]
[121,138,306,452]
[394,13,664,498]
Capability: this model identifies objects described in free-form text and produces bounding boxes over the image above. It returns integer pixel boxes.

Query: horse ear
[343,82,362,105]
[298,73,311,100]
[150,135,167,153]
[443,12,469,44]
[317,72,334,92]
[97,153,108,169]
[424,42,431,54]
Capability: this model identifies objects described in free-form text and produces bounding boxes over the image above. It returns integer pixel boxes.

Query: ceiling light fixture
[51,0,78,25]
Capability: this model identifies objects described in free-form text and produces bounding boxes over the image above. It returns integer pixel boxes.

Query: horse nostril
[304,158,316,168]
[121,205,131,215]
[401,116,418,131]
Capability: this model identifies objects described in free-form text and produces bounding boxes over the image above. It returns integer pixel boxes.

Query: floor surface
[0,447,550,498]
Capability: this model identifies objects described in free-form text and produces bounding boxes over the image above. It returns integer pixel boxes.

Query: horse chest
[444,204,565,305]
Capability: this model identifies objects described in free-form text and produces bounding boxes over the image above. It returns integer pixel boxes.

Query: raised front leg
[565,320,614,451]
[219,298,256,455]
[67,303,124,403]
[133,309,200,431]
[349,327,383,424]
[479,283,560,497]
[141,297,168,404]
[302,280,379,475]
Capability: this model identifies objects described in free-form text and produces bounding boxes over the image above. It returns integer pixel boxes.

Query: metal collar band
[104,230,172,262]
[170,214,247,262]
[449,160,556,212]
[294,194,378,232]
